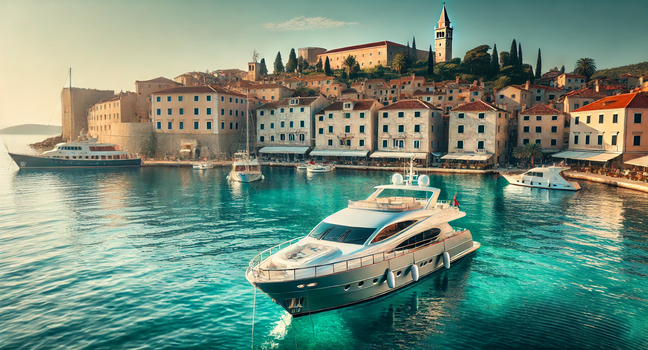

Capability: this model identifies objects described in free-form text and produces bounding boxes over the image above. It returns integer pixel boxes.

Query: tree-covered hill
[592,62,648,79]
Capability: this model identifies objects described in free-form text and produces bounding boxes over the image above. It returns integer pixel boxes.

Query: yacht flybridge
[501,166,580,191]
[246,169,480,317]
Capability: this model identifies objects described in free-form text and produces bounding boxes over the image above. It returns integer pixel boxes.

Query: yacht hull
[228,171,263,183]
[501,173,580,191]
[9,153,141,169]
[248,231,479,317]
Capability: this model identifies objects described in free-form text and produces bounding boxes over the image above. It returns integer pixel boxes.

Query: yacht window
[308,222,376,245]
[371,220,418,243]
[392,228,441,251]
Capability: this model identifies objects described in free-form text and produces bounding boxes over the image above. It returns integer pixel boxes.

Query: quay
[564,171,648,194]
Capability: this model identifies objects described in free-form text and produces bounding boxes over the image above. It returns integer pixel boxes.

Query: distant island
[0,124,62,135]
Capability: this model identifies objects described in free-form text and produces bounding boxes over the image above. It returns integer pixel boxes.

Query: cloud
[264,16,358,31]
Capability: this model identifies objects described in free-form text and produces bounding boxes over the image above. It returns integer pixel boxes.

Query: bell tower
[434,3,453,63]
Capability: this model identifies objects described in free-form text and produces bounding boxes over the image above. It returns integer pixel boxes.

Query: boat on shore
[501,166,580,191]
[306,163,334,173]
[8,137,140,169]
[246,169,479,317]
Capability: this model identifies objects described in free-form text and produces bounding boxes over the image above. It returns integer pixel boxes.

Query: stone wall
[62,87,114,141]
[95,123,155,156]
[154,132,242,159]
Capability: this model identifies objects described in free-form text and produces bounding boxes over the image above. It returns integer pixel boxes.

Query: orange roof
[322,41,405,55]
[379,99,441,111]
[561,73,586,79]
[152,85,246,97]
[572,92,648,112]
[561,88,606,99]
[451,100,507,113]
[520,104,565,116]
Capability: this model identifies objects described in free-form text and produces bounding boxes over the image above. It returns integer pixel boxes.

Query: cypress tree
[412,36,417,56]
[518,42,523,64]
[491,44,499,75]
[315,58,323,72]
[427,45,434,75]
[324,57,332,76]
[561,65,565,73]
[273,51,284,74]
[406,41,411,59]
[286,48,298,73]
[510,39,518,66]
[535,48,542,79]
[259,58,268,76]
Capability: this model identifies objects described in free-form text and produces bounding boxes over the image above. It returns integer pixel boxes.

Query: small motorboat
[501,166,580,191]
[193,161,214,170]
[296,163,308,170]
[306,163,334,173]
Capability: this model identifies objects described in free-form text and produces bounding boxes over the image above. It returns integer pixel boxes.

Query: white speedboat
[228,157,264,182]
[501,166,580,191]
[246,170,480,317]
[296,163,308,170]
[306,163,334,173]
[8,137,140,169]
[193,161,214,170]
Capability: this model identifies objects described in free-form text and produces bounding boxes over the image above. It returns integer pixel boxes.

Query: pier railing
[247,228,467,282]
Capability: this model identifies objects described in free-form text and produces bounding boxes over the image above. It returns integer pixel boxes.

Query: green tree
[324,57,332,76]
[510,39,518,66]
[462,44,491,76]
[412,36,417,56]
[427,45,434,75]
[286,48,297,73]
[493,76,510,90]
[392,52,409,74]
[259,58,268,76]
[342,54,358,78]
[535,48,542,79]
[315,58,323,72]
[500,51,510,68]
[292,86,317,97]
[574,57,597,81]
[561,65,565,73]
[513,142,544,166]
[518,42,523,64]
[490,44,499,76]
[273,52,284,74]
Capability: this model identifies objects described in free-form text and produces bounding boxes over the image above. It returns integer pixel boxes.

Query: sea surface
[1,135,648,350]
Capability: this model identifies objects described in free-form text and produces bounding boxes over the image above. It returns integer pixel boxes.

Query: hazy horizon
[1,0,647,128]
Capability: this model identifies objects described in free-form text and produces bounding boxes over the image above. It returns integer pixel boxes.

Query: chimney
[595,81,600,93]
[456,76,460,85]
[525,80,530,90]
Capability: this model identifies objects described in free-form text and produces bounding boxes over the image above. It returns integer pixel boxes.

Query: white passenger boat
[306,163,334,173]
[501,166,580,191]
[193,161,214,170]
[246,169,480,317]
[8,138,141,169]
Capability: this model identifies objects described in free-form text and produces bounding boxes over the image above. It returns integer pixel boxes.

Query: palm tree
[391,53,408,74]
[574,57,596,81]
[342,55,357,78]
[513,142,544,166]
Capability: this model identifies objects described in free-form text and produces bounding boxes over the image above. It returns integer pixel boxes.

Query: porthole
[428,259,433,264]
[373,278,378,284]
[396,271,402,277]
[358,281,364,288]
[344,284,350,291]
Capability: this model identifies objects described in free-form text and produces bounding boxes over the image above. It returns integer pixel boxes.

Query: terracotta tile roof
[413,90,435,96]
[520,104,565,116]
[561,73,586,79]
[379,99,441,111]
[451,100,507,113]
[468,86,483,92]
[561,88,607,99]
[152,85,246,97]
[247,83,292,90]
[515,84,563,92]
[135,77,177,84]
[317,99,378,113]
[572,92,648,112]
[258,97,321,109]
[322,41,405,55]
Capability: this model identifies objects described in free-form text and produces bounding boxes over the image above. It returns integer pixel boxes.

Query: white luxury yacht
[246,167,480,317]
[501,166,580,191]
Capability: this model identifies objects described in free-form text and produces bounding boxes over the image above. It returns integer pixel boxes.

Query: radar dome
[392,173,404,185]
[418,175,430,187]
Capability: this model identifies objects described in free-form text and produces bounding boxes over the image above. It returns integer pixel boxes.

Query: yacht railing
[247,228,467,282]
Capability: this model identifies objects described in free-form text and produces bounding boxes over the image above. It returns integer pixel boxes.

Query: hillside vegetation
[592,61,648,79]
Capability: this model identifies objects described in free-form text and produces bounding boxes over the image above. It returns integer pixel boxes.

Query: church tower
[434,3,453,63]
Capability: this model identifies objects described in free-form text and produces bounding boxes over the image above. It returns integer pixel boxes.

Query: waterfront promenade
[565,170,648,194]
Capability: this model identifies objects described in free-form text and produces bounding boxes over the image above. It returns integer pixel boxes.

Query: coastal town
[55,4,648,181]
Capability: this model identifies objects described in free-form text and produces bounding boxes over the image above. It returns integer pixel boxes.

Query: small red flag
[453,192,459,207]
[310,160,315,165]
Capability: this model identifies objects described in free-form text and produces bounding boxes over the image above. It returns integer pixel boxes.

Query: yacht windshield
[307,222,376,245]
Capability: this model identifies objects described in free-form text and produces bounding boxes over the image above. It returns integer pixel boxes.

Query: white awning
[472,154,493,161]
[587,152,621,162]
[441,153,463,160]
[259,146,310,154]
[441,153,492,161]
[310,149,369,157]
[625,155,648,167]
[553,150,620,162]
[370,151,428,160]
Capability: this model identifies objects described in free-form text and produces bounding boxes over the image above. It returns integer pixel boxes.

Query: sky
[1,0,647,128]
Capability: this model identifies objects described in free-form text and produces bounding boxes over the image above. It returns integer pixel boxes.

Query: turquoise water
[1,135,648,350]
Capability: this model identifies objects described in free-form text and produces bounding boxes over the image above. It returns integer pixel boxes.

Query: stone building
[61,87,115,141]
[151,85,249,158]
[135,77,179,122]
[517,104,567,152]
[312,99,382,158]
[494,85,533,118]
[514,81,566,106]
[239,83,293,102]
[558,88,607,113]
[298,47,327,65]
[372,99,444,164]
[434,3,453,63]
[558,92,648,163]
[88,92,138,135]
[317,41,427,71]
[554,73,586,91]
[256,96,330,159]
[444,100,510,165]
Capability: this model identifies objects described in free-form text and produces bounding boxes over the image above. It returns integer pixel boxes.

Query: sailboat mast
[246,91,250,171]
